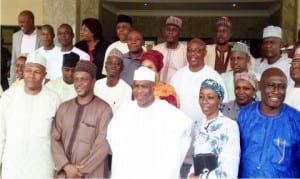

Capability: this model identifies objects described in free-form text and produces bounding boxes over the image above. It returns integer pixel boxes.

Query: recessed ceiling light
[232,3,236,7]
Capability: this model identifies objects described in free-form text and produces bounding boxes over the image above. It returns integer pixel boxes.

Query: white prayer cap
[263,25,282,39]
[26,51,47,68]
[166,16,182,29]
[133,66,155,82]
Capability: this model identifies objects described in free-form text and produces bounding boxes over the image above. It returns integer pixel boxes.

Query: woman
[140,49,179,107]
[75,18,110,79]
[189,79,240,179]
[223,72,258,121]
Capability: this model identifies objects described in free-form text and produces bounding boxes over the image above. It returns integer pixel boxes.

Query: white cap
[26,51,47,68]
[133,66,155,82]
[263,25,282,39]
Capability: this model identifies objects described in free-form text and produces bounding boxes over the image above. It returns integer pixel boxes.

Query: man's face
[216,25,231,45]
[187,41,206,70]
[41,28,54,47]
[262,37,281,59]
[73,71,95,98]
[62,67,75,84]
[24,63,46,91]
[260,75,287,110]
[164,25,180,43]
[230,52,250,73]
[132,80,155,107]
[16,58,26,79]
[105,57,123,78]
[127,31,144,53]
[116,22,131,42]
[290,60,300,83]
[57,26,74,47]
[18,15,34,34]
[235,80,256,106]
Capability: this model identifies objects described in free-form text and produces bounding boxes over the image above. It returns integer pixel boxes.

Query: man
[11,55,27,87]
[285,47,300,110]
[120,30,144,85]
[288,28,300,58]
[221,42,260,101]
[102,14,133,75]
[37,24,61,81]
[46,52,79,102]
[254,25,292,84]
[57,23,90,60]
[238,68,300,178]
[0,51,60,178]
[205,16,232,74]
[170,38,228,177]
[107,66,192,179]
[153,16,187,83]
[51,60,112,178]
[10,10,42,83]
[94,48,132,113]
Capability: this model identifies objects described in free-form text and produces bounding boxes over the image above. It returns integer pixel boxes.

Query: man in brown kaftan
[51,60,113,178]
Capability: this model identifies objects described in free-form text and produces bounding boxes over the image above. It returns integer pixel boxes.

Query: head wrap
[26,51,46,68]
[293,47,300,60]
[165,16,182,29]
[63,52,79,67]
[116,14,132,25]
[133,66,155,82]
[108,48,123,60]
[216,16,232,29]
[234,72,258,90]
[74,60,97,78]
[141,50,164,72]
[200,79,225,102]
[263,25,282,39]
[232,42,250,54]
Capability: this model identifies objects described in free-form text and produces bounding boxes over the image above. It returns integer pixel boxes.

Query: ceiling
[102,0,281,17]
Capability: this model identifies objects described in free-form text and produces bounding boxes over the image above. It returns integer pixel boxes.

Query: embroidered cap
[165,16,182,29]
[74,60,97,78]
[263,25,282,39]
[216,16,232,29]
[108,48,124,60]
[235,72,258,90]
[232,42,250,54]
[26,51,47,68]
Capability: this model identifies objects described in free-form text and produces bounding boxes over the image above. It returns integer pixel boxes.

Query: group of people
[0,9,300,179]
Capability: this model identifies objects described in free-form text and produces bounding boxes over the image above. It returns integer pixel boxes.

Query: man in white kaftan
[107,67,192,179]
[0,51,60,178]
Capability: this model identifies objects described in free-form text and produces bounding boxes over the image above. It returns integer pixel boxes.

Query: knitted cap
[74,60,97,78]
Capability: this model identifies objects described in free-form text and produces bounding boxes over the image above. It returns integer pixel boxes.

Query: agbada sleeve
[51,106,70,172]
[78,104,113,174]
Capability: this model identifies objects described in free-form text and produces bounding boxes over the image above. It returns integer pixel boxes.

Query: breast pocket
[78,120,97,143]
[269,138,292,165]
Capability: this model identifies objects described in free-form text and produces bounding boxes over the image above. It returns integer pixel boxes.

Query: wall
[1,0,43,25]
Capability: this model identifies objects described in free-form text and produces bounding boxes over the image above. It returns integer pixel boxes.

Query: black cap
[116,14,132,25]
[63,52,80,67]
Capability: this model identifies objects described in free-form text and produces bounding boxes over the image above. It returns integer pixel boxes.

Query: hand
[189,173,199,179]
[63,164,83,178]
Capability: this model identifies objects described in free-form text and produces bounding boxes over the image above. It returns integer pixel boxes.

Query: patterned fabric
[234,72,258,90]
[201,79,225,102]
[232,42,249,54]
[189,112,240,178]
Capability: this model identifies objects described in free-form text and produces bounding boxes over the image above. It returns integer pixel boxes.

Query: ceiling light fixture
[232,3,236,7]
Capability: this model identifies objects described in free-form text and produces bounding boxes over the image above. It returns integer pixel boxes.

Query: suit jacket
[10,29,42,83]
